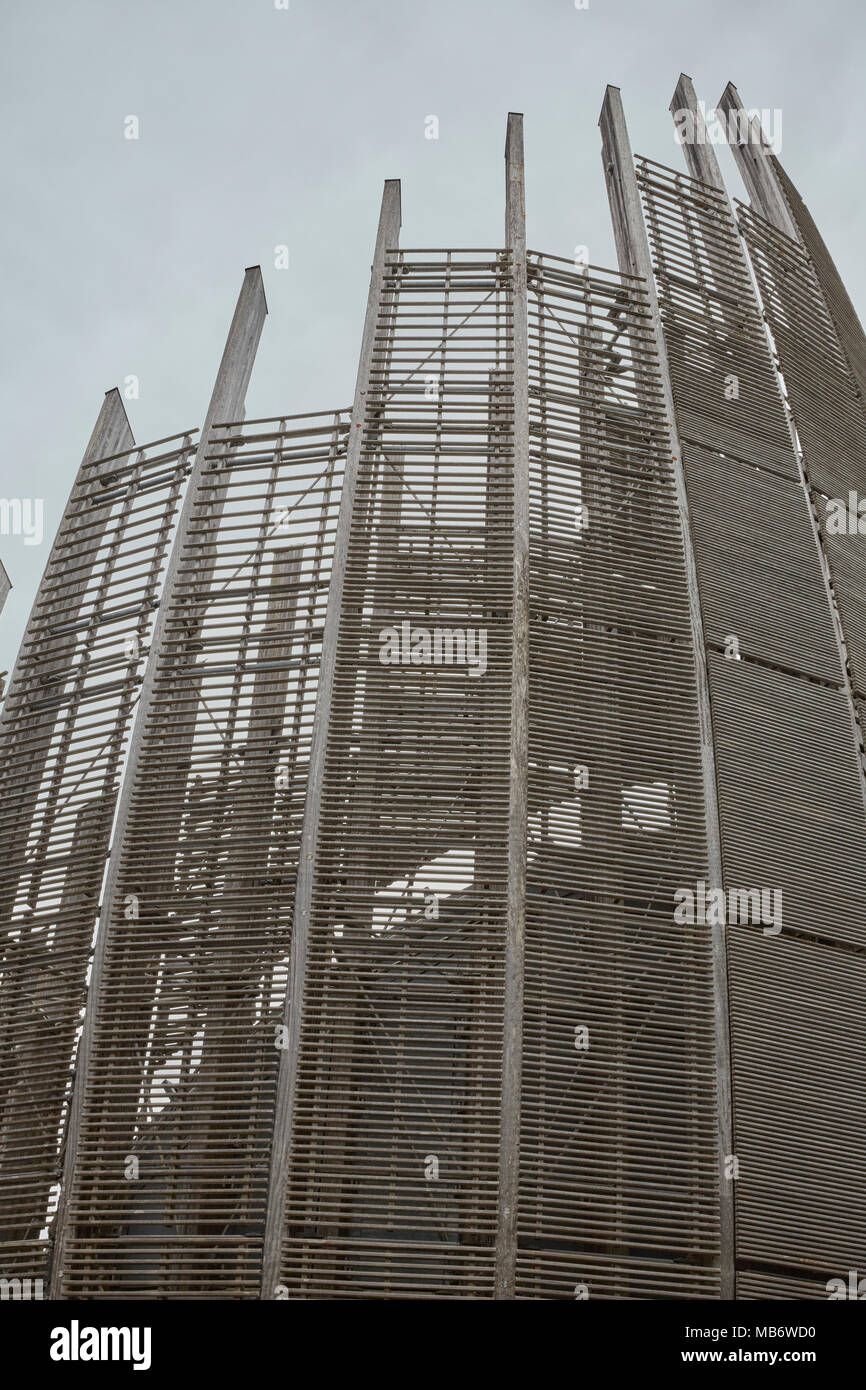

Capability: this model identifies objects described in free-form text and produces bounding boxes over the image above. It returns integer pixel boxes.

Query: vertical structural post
[599,85,734,1299]
[261,181,401,1298]
[495,112,530,1300]
[671,73,726,192]
[716,83,797,240]
[50,268,267,1295]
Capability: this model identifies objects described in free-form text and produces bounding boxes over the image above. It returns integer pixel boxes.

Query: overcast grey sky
[1,0,864,673]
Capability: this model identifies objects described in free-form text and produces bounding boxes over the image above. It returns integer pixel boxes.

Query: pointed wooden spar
[671,73,726,191]
[494,111,530,1301]
[600,83,733,1299]
[50,268,267,1296]
[716,82,797,239]
[260,181,401,1298]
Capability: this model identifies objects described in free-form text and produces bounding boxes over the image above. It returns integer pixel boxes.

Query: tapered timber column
[716,83,797,240]
[599,85,733,1298]
[261,181,401,1298]
[671,72,727,191]
[50,269,267,1296]
[494,112,530,1300]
